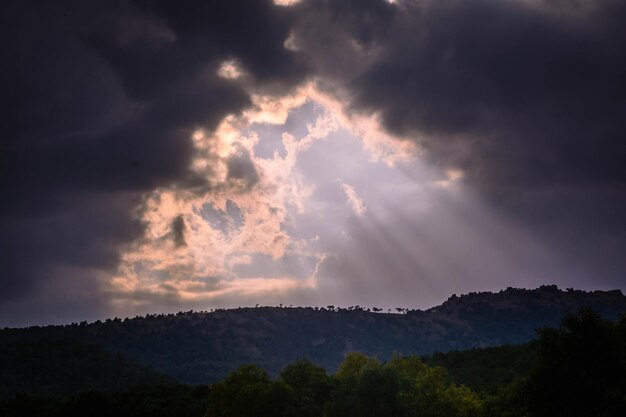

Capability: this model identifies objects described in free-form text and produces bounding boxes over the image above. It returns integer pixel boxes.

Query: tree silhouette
[527,309,626,417]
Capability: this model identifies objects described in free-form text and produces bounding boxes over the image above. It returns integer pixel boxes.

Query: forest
[2,309,625,417]
[2,286,625,385]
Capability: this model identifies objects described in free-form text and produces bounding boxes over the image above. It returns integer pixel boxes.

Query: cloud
[288,0,626,190]
[341,182,367,216]
[226,149,260,191]
[0,0,308,325]
[3,0,626,325]
[171,215,187,248]
[107,90,340,314]
[288,0,626,289]
[355,0,626,188]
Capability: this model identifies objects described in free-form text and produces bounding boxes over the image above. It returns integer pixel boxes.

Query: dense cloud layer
[289,0,626,287]
[291,0,626,190]
[2,0,626,326]
[0,0,306,324]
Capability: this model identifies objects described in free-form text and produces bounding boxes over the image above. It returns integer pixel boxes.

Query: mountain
[1,285,625,384]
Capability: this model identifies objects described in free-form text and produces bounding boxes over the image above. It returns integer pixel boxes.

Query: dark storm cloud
[171,215,187,248]
[3,0,626,326]
[290,0,626,191]
[290,0,626,287]
[301,0,397,46]
[0,0,307,325]
[348,0,626,192]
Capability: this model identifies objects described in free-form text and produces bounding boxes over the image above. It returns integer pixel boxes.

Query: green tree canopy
[205,365,294,417]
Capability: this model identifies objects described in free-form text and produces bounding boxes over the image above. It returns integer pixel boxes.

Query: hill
[1,285,625,384]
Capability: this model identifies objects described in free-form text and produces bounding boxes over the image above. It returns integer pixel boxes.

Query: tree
[327,353,483,417]
[526,309,626,417]
[280,359,331,417]
[205,365,294,417]
[398,365,482,417]
[336,352,379,379]
[326,353,382,417]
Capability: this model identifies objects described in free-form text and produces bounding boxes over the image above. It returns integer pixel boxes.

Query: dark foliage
[423,343,537,393]
[0,339,173,400]
[2,308,626,417]
[526,309,626,417]
[483,309,626,417]
[0,385,209,417]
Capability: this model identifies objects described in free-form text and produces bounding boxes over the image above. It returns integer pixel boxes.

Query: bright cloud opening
[109,83,564,317]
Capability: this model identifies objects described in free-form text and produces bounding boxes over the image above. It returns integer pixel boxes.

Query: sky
[2,0,626,327]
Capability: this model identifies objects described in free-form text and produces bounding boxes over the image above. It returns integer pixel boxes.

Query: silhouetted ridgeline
[3,309,626,417]
[1,286,625,384]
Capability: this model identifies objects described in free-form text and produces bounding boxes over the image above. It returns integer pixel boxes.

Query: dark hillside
[1,286,625,384]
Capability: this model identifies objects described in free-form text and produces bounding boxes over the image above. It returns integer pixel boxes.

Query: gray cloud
[289,0,626,288]
[171,215,187,248]
[2,0,626,326]
[290,0,626,191]
[0,0,308,325]
[226,148,260,191]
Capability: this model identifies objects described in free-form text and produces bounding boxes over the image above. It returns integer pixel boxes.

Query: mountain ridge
[2,285,625,384]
